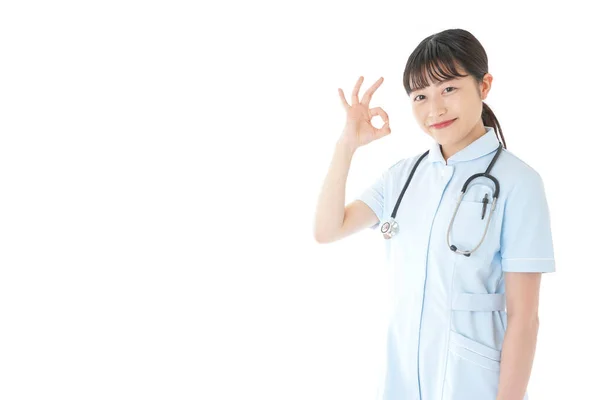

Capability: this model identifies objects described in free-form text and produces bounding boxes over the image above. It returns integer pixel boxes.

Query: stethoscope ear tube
[461,172,500,199]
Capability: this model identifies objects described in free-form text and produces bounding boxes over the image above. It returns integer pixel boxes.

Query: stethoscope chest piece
[381,218,399,240]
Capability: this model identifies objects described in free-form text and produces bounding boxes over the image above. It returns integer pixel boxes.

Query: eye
[413,86,457,102]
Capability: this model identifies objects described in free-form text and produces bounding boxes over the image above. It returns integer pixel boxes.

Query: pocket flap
[449,330,501,362]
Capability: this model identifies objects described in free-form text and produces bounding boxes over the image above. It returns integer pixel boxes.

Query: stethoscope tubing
[381,142,504,257]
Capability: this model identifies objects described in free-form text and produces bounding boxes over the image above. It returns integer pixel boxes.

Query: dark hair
[402,28,506,149]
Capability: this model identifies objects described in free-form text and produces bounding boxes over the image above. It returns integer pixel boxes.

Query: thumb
[374,122,391,139]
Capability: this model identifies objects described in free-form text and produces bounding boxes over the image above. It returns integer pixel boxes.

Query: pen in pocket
[481,193,489,220]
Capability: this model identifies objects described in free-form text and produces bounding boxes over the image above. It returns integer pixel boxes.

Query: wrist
[336,136,358,155]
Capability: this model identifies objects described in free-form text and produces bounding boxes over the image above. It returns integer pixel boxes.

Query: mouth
[430,118,457,129]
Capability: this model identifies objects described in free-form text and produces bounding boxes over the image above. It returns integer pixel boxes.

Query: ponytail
[482,102,506,149]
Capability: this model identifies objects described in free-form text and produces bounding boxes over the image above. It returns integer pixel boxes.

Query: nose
[428,96,447,118]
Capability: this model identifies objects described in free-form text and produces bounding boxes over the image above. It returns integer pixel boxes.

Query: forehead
[409,61,470,92]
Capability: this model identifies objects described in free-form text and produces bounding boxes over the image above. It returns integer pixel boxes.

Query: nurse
[313,28,555,400]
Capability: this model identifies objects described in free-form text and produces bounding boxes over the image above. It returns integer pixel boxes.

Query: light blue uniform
[355,126,555,400]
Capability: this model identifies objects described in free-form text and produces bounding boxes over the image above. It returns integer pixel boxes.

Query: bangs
[404,48,470,95]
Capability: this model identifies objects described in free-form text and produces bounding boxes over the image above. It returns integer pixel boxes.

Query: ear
[480,73,493,100]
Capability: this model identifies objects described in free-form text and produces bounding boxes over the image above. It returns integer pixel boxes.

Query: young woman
[313,28,555,400]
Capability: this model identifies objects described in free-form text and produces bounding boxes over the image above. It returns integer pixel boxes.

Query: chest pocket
[447,183,498,262]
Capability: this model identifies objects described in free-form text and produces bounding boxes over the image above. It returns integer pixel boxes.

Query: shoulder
[385,150,430,177]
[497,148,546,199]
[499,148,542,177]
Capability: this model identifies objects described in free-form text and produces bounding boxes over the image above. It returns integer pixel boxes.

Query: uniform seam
[440,254,457,399]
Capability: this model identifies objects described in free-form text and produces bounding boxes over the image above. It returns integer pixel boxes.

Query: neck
[441,122,487,163]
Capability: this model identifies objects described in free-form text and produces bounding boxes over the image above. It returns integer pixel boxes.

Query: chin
[432,134,449,144]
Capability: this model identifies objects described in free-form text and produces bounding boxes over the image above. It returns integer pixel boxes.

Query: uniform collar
[427,126,500,165]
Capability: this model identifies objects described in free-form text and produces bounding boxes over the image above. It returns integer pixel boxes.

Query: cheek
[452,94,475,113]
[411,105,424,121]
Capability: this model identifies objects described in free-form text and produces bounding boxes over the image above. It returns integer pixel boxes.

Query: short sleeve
[500,171,555,273]
[354,170,386,231]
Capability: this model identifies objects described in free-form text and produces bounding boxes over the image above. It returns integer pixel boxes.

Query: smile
[431,118,457,129]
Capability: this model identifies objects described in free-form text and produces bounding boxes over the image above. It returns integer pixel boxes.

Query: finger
[374,121,392,139]
[361,77,384,106]
[351,76,364,105]
[338,88,350,110]
[369,107,390,124]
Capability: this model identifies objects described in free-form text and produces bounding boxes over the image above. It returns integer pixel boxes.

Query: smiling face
[408,63,493,162]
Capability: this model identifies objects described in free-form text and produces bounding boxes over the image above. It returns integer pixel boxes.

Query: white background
[1,1,597,399]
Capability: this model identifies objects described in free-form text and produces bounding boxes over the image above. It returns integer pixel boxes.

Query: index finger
[351,76,364,105]
[361,77,384,106]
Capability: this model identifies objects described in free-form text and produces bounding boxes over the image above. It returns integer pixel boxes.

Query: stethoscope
[380,142,503,257]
